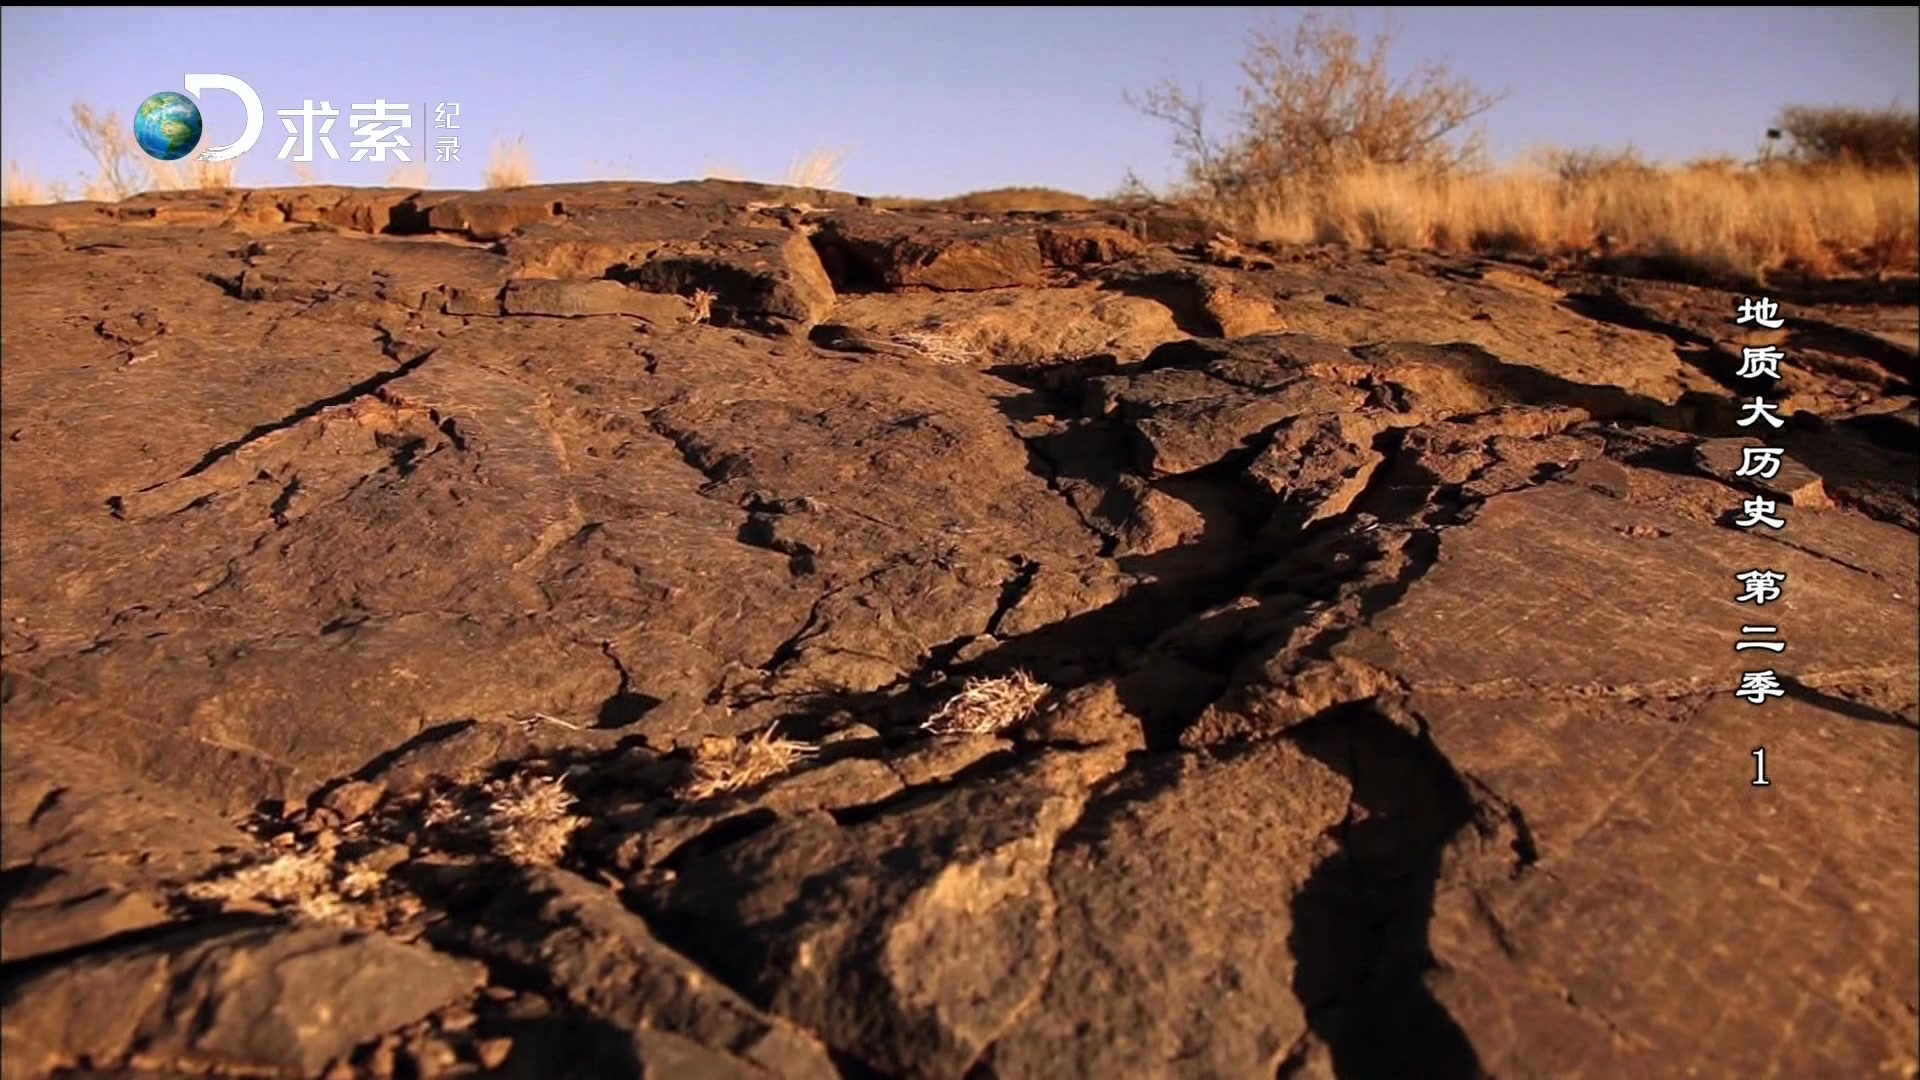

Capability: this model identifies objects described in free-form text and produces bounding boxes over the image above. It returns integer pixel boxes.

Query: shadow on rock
[1285,703,1486,1080]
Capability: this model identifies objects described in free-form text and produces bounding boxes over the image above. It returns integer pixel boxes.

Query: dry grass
[2,161,67,206]
[1134,13,1918,284]
[892,328,984,365]
[484,774,582,866]
[923,671,1051,736]
[700,148,848,189]
[483,133,534,190]
[1234,160,1919,283]
[785,146,848,189]
[679,724,818,801]
[65,101,238,201]
[180,849,383,928]
[687,287,716,324]
[387,159,432,189]
[3,103,242,205]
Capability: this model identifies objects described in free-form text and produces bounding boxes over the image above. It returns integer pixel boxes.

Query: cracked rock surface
[2,181,1915,1080]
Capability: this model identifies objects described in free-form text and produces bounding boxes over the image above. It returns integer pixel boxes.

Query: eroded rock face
[2,181,1914,1079]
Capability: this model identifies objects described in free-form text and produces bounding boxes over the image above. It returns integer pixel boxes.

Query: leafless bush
[1129,12,1503,210]
[1774,105,1919,170]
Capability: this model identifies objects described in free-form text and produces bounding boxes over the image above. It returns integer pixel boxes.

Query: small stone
[407,1037,459,1078]
[367,1040,398,1079]
[321,780,387,823]
[476,1036,514,1069]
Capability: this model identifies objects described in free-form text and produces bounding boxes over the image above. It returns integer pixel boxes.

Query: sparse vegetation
[1129,12,1502,210]
[923,671,1050,736]
[1773,104,1918,170]
[687,287,716,324]
[892,328,983,365]
[785,146,848,189]
[1245,158,1919,281]
[2,161,66,206]
[3,102,239,205]
[1130,12,1918,283]
[482,133,534,189]
[679,724,819,800]
[484,774,581,865]
[700,148,850,189]
[180,849,386,929]
[387,159,432,189]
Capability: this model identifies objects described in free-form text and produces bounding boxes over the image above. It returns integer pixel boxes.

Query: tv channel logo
[135,75,463,166]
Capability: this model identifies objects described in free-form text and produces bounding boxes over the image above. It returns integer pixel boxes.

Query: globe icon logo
[134,91,203,161]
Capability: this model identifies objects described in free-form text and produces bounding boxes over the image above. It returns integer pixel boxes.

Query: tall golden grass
[1237,159,1918,282]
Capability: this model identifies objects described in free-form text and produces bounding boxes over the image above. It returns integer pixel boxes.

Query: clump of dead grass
[2,161,68,206]
[180,848,388,929]
[482,133,533,189]
[785,146,848,189]
[922,671,1051,736]
[687,287,716,324]
[484,774,582,866]
[892,328,984,365]
[679,724,819,801]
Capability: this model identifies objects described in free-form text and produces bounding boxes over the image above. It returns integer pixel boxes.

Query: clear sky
[2,6,1916,198]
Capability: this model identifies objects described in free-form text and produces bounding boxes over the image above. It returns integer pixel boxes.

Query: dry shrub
[1135,14,1915,283]
[1130,12,1501,211]
[65,101,238,201]
[483,133,533,189]
[1775,105,1918,170]
[923,671,1051,736]
[679,724,818,800]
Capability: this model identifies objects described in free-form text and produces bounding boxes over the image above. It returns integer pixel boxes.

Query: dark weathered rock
[459,868,841,1079]
[0,925,483,1077]
[814,210,1141,291]
[621,226,837,332]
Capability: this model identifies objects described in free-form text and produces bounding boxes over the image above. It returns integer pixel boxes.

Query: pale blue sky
[3,6,1916,197]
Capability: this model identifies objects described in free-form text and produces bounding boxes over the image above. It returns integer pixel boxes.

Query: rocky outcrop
[2,181,1914,1079]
